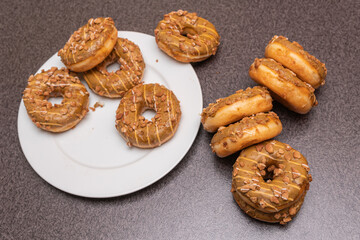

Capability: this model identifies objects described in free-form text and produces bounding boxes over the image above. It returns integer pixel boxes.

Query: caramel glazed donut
[83,38,145,98]
[249,58,318,114]
[211,112,282,158]
[115,83,181,148]
[265,35,327,89]
[231,140,312,225]
[58,17,118,72]
[201,86,273,133]
[23,67,89,132]
[155,10,220,62]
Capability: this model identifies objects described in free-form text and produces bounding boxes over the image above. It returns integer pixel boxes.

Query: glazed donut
[249,58,317,114]
[210,112,282,158]
[265,35,327,89]
[58,17,118,72]
[154,10,220,62]
[22,67,89,132]
[115,83,181,148]
[201,86,273,133]
[83,38,145,98]
[231,140,312,225]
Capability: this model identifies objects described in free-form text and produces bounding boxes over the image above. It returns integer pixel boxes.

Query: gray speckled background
[1,0,359,239]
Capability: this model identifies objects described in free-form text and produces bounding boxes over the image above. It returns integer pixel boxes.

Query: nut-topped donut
[211,112,282,158]
[201,86,273,133]
[83,38,145,98]
[249,58,318,114]
[231,140,312,225]
[115,83,181,148]
[58,17,118,72]
[22,67,89,132]
[154,10,220,62]
[265,35,327,89]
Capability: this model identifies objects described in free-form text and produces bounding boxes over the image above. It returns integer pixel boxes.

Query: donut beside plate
[201,86,273,133]
[249,58,317,114]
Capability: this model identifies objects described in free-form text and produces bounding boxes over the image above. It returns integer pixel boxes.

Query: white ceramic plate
[18,31,202,198]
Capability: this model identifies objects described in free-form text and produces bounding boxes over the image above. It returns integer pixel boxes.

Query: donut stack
[249,35,327,114]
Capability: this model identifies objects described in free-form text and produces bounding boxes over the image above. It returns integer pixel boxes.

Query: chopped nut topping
[265,143,274,153]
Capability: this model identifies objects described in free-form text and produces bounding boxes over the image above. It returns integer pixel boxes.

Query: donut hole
[47,96,64,105]
[106,61,121,73]
[262,168,275,182]
[181,27,198,38]
[142,109,156,121]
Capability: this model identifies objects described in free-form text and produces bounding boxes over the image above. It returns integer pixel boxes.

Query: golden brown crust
[115,83,181,148]
[210,112,282,157]
[201,86,273,132]
[231,140,312,224]
[154,10,220,62]
[265,35,327,89]
[249,58,317,114]
[83,38,145,98]
[58,17,118,72]
[22,67,89,132]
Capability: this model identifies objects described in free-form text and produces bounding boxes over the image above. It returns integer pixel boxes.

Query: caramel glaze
[22,67,89,132]
[249,58,318,114]
[201,86,273,132]
[83,38,145,98]
[265,35,327,89]
[211,112,282,157]
[115,83,181,148]
[231,140,312,225]
[58,17,118,72]
[154,10,220,62]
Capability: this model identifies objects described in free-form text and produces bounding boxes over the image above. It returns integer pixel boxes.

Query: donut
[210,112,282,158]
[201,86,273,133]
[231,140,312,225]
[115,83,181,148]
[58,17,118,72]
[265,35,327,89]
[249,58,317,114]
[83,38,145,98]
[154,10,220,62]
[22,67,89,132]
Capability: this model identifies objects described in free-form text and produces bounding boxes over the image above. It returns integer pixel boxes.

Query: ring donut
[83,38,145,98]
[22,67,89,132]
[115,83,181,148]
[265,35,327,89]
[154,10,220,62]
[231,140,312,225]
[201,86,273,132]
[210,112,282,158]
[249,58,317,114]
[58,17,118,72]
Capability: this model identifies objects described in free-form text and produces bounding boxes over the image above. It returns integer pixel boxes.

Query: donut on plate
[22,67,89,132]
[154,10,220,62]
[249,58,317,114]
[115,83,181,148]
[201,86,273,133]
[58,17,118,72]
[83,38,145,98]
[231,140,312,225]
[265,35,327,89]
[210,112,282,158]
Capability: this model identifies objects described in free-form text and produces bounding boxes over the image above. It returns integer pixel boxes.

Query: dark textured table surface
[1,0,359,239]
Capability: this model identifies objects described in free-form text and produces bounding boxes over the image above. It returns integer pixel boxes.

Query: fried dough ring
[22,67,89,132]
[249,58,317,114]
[154,10,220,62]
[83,38,145,98]
[231,140,312,224]
[58,17,118,72]
[210,112,282,158]
[265,35,327,89]
[115,83,181,148]
[201,86,273,133]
